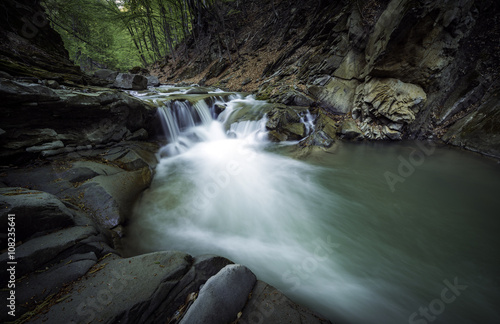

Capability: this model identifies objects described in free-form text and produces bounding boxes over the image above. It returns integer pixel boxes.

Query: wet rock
[113,73,148,90]
[179,264,257,324]
[239,281,331,324]
[0,188,76,244]
[0,225,97,285]
[29,251,193,324]
[283,123,306,138]
[185,88,209,94]
[25,140,64,152]
[340,119,363,140]
[443,92,500,158]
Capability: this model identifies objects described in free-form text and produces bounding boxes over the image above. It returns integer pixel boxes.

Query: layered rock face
[158,0,500,158]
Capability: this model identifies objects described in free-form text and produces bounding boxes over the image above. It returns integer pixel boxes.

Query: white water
[125,88,500,324]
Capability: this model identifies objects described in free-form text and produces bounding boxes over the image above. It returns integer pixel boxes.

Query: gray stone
[94,69,119,82]
[0,79,59,104]
[239,281,331,324]
[146,75,160,86]
[30,251,193,324]
[179,264,257,324]
[25,140,64,152]
[16,252,98,306]
[0,188,76,244]
[0,226,97,284]
[185,88,209,95]
[126,128,149,141]
[340,119,363,140]
[309,78,359,114]
[113,73,148,90]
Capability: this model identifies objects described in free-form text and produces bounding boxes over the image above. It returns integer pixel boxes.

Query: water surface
[124,90,500,324]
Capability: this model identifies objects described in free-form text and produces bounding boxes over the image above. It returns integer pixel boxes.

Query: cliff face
[0,0,91,83]
[154,0,500,158]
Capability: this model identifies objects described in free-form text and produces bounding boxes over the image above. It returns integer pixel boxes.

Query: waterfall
[126,87,500,324]
[154,92,271,157]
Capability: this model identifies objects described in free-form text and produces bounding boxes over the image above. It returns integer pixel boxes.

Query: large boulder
[353,78,427,124]
[94,69,119,82]
[179,264,256,324]
[113,73,148,90]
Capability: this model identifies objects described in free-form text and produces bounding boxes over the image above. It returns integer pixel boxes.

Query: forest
[42,0,241,71]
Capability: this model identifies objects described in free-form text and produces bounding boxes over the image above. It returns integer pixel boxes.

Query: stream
[124,87,500,324]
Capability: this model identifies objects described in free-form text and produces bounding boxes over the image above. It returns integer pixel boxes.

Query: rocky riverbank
[153,0,500,159]
[0,1,334,322]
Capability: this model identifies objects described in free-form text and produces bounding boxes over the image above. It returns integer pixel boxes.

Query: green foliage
[42,0,190,72]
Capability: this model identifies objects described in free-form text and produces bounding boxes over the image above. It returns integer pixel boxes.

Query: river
[124,87,500,324]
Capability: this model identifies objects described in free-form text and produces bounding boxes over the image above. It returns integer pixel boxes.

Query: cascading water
[125,87,500,324]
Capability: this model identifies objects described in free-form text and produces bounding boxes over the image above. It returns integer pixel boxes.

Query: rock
[185,88,209,95]
[43,80,60,89]
[265,106,311,141]
[25,140,64,152]
[278,89,315,107]
[0,188,76,244]
[79,166,153,228]
[308,78,359,114]
[29,251,193,324]
[315,111,337,139]
[239,281,331,324]
[126,128,149,141]
[94,69,119,82]
[0,225,97,285]
[333,50,365,80]
[354,78,427,124]
[0,86,156,162]
[283,123,306,138]
[442,92,500,158]
[113,73,148,90]
[17,252,97,305]
[383,125,402,140]
[147,75,160,86]
[0,79,59,104]
[241,77,252,86]
[205,58,229,80]
[340,119,363,140]
[179,264,257,324]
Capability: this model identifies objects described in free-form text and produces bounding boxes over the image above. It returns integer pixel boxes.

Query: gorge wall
[154,0,500,158]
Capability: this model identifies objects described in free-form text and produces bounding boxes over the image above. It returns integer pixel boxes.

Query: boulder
[179,264,257,324]
[340,119,363,140]
[239,281,331,324]
[29,251,193,324]
[113,73,148,90]
[147,75,160,86]
[94,69,119,82]
[0,188,76,245]
[354,78,427,124]
[0,225,97,285]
